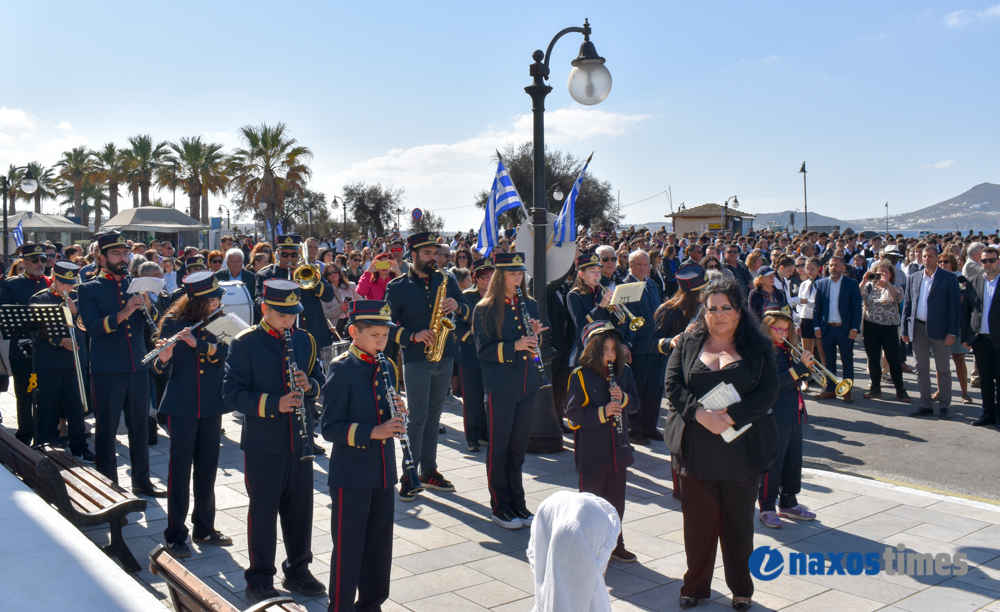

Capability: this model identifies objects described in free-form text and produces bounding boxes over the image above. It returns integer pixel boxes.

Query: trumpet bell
[629,316,645,331]
[835,378,854,397]
[293,264,320,290]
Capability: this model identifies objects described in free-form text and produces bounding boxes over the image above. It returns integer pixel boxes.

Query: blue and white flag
[553,153,592,247]
[276,222,284,236]
[266,219,273,238]
[12,219,23,247]
[477,159,529,256]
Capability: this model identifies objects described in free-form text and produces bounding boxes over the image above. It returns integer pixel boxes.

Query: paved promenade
[2,393,999,611]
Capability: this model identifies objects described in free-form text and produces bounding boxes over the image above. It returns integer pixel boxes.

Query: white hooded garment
[527,491,621,612]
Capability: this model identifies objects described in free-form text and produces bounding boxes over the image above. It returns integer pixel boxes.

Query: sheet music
[125,277,165,294]
[609,281,645,305]
[697,382,751,443]
[204,312,249,344]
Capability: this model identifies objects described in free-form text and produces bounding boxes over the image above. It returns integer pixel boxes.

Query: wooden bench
[149,544,309,612]
[0,427,147,571]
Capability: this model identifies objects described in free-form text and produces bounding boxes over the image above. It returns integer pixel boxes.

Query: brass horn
[784,338,853,397]
[293,262,321,290]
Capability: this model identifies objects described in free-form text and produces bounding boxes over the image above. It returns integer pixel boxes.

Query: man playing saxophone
[384,232,471,502]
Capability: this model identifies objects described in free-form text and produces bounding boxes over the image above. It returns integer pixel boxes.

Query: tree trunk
[33,191,41,213]
[74,180,83,222]
[140,178,151,207]
[132,182,139,208]
[190,193,199,220]
[201,192,209,225]
[189,177,201,220]
[109,180,119,219]
[8,189,15,214]
[94,207,102,232]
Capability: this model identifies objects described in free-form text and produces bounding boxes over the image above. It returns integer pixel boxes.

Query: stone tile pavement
[2,394,1000,611]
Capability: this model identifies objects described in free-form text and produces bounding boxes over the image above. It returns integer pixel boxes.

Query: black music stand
[0,304,72,444]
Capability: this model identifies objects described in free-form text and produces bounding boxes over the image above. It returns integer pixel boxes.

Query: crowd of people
[1,222,997,611]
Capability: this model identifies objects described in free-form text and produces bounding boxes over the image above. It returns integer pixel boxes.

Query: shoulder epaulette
[234,325,257,340]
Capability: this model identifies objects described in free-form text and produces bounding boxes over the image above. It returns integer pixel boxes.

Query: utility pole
[799,162,808,231]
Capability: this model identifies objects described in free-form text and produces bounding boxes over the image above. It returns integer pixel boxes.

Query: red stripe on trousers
[335,488,343,610]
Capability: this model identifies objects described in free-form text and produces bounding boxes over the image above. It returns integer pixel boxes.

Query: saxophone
[424,268,456,362]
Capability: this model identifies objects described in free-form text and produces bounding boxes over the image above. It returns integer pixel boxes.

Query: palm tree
[169,136,207,220]
[4,165,24,214]
[90,143,127,224]
[228,122,312,237]
[59,182,109,228]
[154,156,183,208]
[122,134,170,206]
[25,162,57,214]
[56,146,96,227]
[199,143,228,224]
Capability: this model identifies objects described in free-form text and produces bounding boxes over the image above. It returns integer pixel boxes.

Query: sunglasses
[351,258,361,262]
[600,256,612,262]
[391,247,403,253]
[210,259,223,264]
[279,251,299,259]
[706,305,736,314]
[26,256,46,263]
[983,258,998,264]
[705,265,719,270]
[260,249,272,255]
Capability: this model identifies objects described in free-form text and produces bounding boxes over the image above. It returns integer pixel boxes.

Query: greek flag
[276,222,284,236]
[477,159,528,256]
[553,153,592,246]
[266,219,273,238]
[12,219,23,247]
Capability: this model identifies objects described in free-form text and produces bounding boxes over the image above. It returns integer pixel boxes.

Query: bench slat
[149,545,241,612]
[57,468,108,514]
[41,447,129,504]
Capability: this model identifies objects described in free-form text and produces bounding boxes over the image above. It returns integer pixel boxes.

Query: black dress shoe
[282,574,326,597]
[971,416,997,427]
[165,541,191,558]
[732,599,753,611]
[909,408,934,417]
[132,485,168,498]
[245,585,280,604]
[629,432,650,445]
[679,595,699,608]
[939,408,951,420]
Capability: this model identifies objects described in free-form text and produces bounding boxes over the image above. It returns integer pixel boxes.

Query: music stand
[0,304,73,444]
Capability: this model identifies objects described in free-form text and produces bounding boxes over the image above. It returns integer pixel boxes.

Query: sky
[2,1,998,233]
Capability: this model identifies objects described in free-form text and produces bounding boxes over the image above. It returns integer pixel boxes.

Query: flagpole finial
[496,149,503,161]
[586,152,594,163]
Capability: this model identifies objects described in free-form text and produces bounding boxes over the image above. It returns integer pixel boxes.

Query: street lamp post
[217,203,231,233]
[331,196,347,239]
[722,195,738,235]
[799,162,808,231]
[523,18,612,454]
[1,166,38,270]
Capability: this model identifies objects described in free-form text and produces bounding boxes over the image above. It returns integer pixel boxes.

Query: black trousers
[92,371,151,488]
[459,344,487,446]
[820,325,855,392]
[863,321,904,393]
[486,392,536,515]
[11,359,34,444]
[758,421,802,512]
[679,475,759,599]
[164,415,222,545]
[244,451,314,589]
[580,469,627,550]
[36,368,87,455]
[328,487,394,612]
[629,352,667,435]
[973,334,1000,420]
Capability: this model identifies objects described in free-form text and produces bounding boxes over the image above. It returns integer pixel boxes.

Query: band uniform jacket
[472,295,541,395]
[28,287,90,369]
[622,274,663,354]
[774,343,810,424]
[566,287,633,363]
[385,268,470,364]
[78,273,158,374]
[0,273,51,361]
[254,264,335,347]
[565,365,638,475]
[152,313,231,419]
[222,320,323,454]
[321,344,399,490]
[457,287,484,370]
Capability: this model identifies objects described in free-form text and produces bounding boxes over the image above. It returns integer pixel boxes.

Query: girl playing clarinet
[758,302,818,529]
[566,320,641,563]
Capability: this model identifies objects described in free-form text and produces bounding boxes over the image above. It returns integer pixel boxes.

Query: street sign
[412,208,423,221]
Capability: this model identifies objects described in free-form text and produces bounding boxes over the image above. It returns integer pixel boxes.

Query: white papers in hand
[126,277,165,294]
[697,382,751,443]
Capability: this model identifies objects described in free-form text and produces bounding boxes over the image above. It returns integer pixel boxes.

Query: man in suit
[215,247,258,301]
[812,255,863,403]
[622,250,664,444]
[965,246,1000,429]
[902,244,962,419]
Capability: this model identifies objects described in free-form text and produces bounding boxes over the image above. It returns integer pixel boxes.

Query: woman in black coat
[664,280,779,611]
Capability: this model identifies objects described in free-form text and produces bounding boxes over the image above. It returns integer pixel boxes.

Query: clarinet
[514,287,552,389]
[284,329,316,461]
[376,351,424,493]
[608,361,631,448]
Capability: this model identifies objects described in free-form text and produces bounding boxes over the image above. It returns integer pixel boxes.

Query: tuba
[293,262,320,290]
[424,269,455,362]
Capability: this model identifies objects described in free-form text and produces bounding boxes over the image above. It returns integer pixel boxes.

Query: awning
[5,212,89,232]
[102,207,209,232]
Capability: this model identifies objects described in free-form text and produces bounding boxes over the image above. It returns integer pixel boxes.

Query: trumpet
[784,338,853,397]
[293,261,321,290]
[601,286,645,331]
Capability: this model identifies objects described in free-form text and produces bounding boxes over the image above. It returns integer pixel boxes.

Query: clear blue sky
[2,1,997,232]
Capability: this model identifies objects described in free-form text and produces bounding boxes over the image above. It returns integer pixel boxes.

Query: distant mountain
[751,183,1000,233]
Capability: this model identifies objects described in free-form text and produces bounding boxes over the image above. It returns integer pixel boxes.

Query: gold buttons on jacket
[199,370,204,374]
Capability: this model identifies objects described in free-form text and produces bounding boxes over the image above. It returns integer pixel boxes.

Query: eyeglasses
[728,250,740,255]
[769,326,790,335]
[260,249,272,255]
[351,258,361,262]
[26,256,46,263]
[278,251,298,259]
[210,259,223,264]
[796,264,805,268]
[983,258,998,264]
[601,256,612,262]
